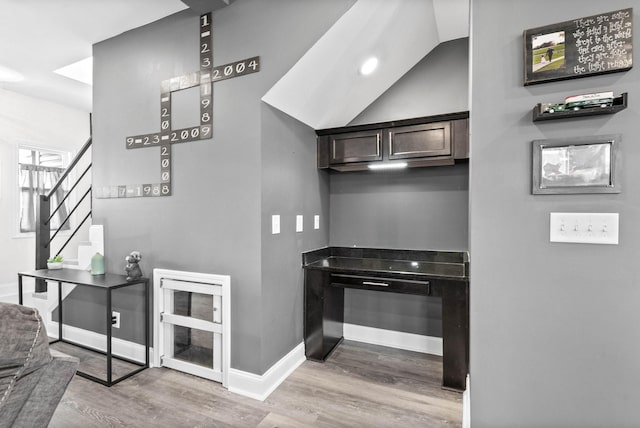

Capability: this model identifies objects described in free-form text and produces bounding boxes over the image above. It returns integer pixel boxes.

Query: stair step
[63,259,85,270]
[89,225,104,245]
[76,225,104,271]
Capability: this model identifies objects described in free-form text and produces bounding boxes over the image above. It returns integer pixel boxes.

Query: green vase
[91,252,105,275]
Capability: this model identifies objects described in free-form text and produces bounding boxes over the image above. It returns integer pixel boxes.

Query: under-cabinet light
[368,162,408,170]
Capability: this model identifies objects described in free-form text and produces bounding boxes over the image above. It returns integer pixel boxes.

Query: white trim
[161,313,222,333]
[343,323,443,356]
[48,322,151,364]
[463,374,470,428]
[161,356,222,383]
[228,342,305,401]
[0,296,18,304]
[161,278,223,295]
[0,282,17,299]
[153,268,231,387]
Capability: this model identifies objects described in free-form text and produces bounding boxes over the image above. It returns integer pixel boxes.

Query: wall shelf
[532,92,627,122]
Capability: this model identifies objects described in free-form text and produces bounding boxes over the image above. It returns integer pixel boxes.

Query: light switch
[550,212,619,244]
[271,215,280,234]
[314,215,320,230]
[296,215,303,232]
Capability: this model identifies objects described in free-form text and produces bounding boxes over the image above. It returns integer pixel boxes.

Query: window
[18,147,71,233]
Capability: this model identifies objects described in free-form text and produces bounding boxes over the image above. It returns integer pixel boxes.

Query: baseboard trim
[49,322,151,364]
[228,342,305,401]
[463,374,470,428]
[343,323,443,356]
[0,282,17,301]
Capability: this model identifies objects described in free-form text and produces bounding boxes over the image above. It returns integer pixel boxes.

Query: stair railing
[35,137,92,291]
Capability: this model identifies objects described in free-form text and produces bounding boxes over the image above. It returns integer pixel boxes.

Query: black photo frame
[523,8,632,85]
[532,135,621,195]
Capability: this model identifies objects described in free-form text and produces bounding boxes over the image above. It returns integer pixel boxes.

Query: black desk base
[304,268,469,391]
[18,269,149,387]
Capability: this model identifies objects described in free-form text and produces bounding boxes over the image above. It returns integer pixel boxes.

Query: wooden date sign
[96,12,260,199]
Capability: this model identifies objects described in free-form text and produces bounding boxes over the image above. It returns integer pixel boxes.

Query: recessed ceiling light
[359,57,379,75]
[368,162,408,170]
[53,56,93,86]
[0,64,24,82]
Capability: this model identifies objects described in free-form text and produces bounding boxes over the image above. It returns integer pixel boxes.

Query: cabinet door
[329,130,382,164]
[387,121,451,160]
[452,118,469,160]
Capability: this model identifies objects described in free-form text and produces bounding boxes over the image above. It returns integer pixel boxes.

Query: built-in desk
[303,247,469,391]
[18,269,149,387]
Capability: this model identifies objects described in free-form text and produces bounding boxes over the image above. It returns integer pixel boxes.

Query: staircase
[15,225,103,317]
[63,225,104,271]
[1,137,100,310]
[35,137,93,292]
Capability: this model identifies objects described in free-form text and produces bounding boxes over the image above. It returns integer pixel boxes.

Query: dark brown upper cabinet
[316,112,469,171]
[329,129,383,164]
[388,122,451,160]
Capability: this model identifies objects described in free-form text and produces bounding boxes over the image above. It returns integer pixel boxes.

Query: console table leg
[107,288,113,385]
[18,275,23,305]
[58,281,63,341]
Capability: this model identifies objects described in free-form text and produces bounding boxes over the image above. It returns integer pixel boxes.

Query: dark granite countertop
[302,247,469,280]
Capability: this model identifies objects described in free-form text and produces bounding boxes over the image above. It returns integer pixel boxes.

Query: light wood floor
[50,341,462,427]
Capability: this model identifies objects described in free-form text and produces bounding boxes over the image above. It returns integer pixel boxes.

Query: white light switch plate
[271,215,280,234]
[314,215,320,230]
[550,212,619,245]
[296,215,303,232]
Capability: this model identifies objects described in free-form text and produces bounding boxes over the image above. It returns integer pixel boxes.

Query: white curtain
[19,164,70,233]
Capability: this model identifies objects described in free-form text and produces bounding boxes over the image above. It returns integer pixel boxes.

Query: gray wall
[331,38,470,337]
[330,165,469,250]
[84,0,353,375]
[70,0,469,375]
[470,1,640,426]
[350,38,469,125]
[260,104,330,371]
[332,165,469,336]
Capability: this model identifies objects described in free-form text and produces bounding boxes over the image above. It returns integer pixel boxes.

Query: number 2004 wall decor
[96,12,260,199]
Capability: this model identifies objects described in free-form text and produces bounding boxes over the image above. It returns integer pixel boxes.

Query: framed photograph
[523,8,632,85]
[532,135,621,194]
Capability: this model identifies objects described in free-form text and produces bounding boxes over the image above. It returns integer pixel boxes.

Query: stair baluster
[35,137,92,292]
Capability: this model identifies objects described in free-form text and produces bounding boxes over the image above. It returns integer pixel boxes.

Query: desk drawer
[330,273,430,295]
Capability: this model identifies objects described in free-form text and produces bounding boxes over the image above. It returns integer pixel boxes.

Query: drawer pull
[362,281,389,287]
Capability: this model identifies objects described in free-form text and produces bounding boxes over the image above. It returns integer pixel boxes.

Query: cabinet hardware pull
[362,281,389,287]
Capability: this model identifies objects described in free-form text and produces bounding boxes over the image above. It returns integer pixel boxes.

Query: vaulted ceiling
[0,0,189,112]
[0,0,468,124]
[262,0,469,129]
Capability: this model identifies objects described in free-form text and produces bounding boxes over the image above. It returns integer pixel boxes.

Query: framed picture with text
[523,8,632,85]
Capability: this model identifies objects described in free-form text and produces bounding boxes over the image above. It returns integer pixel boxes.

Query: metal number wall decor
[96,12,260,198]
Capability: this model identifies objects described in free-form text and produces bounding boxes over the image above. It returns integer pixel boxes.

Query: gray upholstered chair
[0,302,78,428]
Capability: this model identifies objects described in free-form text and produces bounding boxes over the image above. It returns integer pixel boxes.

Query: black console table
[303,247,469,391]
[18,269,149,387]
